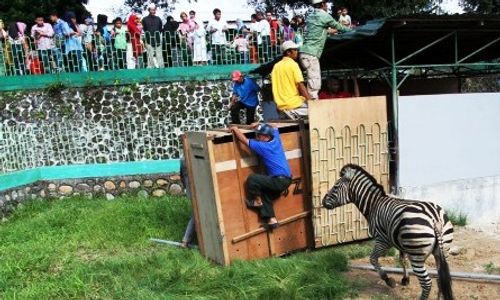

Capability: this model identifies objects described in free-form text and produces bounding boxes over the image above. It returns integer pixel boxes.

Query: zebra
[322,164,454,300]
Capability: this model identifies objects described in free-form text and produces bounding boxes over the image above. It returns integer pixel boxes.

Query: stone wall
[0,173,185,219]
[0,78,263,173]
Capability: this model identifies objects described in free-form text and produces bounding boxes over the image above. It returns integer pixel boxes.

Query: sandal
[245,199,263,209]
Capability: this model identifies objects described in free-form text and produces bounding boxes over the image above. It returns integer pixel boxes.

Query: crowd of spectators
[0,3,348,76]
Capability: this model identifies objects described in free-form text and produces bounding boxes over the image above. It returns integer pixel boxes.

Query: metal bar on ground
[150,238,199,249]
[350,264,500,283]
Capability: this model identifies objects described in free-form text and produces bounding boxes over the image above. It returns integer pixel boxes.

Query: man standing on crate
[300,0,350,99]
[230,123,292,230]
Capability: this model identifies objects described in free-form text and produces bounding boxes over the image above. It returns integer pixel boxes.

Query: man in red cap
[230,70,261,125]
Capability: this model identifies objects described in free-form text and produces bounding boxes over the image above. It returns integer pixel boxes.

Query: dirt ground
[347,226,500,299]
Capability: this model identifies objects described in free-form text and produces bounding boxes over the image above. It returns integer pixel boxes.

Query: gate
[308,97,390,247]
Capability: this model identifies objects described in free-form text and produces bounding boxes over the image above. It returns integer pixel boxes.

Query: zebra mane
[340,164,387,196]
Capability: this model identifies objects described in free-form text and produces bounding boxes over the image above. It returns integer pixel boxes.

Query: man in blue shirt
[230,70,260,125]
[230,123,292,229]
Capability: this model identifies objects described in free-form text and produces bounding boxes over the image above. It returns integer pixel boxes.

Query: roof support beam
[396,31,456,65]
[458,36,500,63]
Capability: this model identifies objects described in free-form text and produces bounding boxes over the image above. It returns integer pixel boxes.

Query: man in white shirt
[256,12,271,63]
[206,8,228,65]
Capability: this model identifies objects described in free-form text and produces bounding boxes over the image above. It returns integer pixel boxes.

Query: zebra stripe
[322,164,454,300]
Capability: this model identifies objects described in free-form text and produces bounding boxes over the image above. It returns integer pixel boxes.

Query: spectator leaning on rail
[142,3,164,68]
[230,123,292,230]
[271,40,311,120]
[31,15,56,74]
[230,70,260,125]
[300,0,350,99]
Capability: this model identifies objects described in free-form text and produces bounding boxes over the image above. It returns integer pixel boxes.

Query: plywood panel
[308,97,389,247]
[186,132,229,265]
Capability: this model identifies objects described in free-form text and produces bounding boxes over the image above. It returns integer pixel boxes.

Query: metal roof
[323,15,500,75]
[252,15,500,77]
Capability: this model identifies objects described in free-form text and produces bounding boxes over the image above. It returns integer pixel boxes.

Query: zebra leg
[370,240,396,288]
[399,251,410,286]
[409,256,433,300]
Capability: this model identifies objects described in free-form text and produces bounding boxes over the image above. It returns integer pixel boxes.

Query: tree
[248,0,431,16]
[123,0,198,14]
[247,0,488,21]
[460,0,499,13]
[0,0,90,25]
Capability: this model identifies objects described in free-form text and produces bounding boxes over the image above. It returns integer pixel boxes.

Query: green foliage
[446,210,468,226]
[0,195,356,299]
[44,82,66,98]
[248,0,497,20]
[0,0,90,26]
[483,262,500,274]
[460,0,500,13]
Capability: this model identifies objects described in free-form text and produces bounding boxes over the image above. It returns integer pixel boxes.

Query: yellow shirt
[271,56,305,110]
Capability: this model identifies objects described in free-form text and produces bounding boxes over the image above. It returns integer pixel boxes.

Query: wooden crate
[308,97,390,248]
[184,123,313,265]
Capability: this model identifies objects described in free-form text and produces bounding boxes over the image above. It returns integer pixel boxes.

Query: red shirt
[319,90,352,100]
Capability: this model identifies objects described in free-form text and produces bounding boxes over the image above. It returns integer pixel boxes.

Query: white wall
[398,93,500,227]
[400,176,500,227]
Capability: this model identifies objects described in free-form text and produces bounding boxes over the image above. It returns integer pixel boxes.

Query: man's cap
[232,70,242,81]
[255,123,274,137]
[281,40,299,53]
[148,3,157,10]
[311,0,325,4]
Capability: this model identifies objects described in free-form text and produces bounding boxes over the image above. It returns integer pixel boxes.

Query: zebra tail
[435,223,454,300]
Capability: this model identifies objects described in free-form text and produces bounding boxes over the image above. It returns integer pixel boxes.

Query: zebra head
[322,166,357,210]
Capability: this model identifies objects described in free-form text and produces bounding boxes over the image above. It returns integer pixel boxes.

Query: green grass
[446,210,468,226]
[484,262,500,275]
[0,195,357,299]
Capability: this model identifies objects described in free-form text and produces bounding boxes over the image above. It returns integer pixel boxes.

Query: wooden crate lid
[198,123,302,141]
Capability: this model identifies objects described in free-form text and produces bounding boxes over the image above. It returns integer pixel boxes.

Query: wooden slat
[231,211,310,244]
[308,97,389,248]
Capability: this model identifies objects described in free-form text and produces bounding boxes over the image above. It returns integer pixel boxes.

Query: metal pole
[390,30,400,194]
[350,264,500,283]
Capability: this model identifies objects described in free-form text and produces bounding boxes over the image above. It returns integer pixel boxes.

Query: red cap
[232,70,242,81]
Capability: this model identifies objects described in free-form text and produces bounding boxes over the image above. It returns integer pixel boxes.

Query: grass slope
[0,196,357,299]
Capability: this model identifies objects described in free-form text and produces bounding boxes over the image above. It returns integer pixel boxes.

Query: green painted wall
[0,160,180,192]
[0,64,257,92]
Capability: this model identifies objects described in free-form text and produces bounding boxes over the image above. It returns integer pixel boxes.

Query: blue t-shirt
[232,78,260,108]
[248,128,292,177]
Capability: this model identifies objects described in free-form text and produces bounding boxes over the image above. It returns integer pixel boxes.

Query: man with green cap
[300,0,350,99]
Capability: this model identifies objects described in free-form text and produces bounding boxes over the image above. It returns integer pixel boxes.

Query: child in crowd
[111,17,127,69]
[232,33,249,64]
[339,7,352,28]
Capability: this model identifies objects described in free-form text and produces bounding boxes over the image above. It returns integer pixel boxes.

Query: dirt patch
[346,226,500,299]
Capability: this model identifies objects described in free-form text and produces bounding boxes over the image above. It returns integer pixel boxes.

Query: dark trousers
[259,35,272,63]
[246,174,292,219]
[212,44,225,65]
[230,102,256,125]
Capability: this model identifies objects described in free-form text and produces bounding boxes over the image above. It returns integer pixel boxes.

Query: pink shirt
[31,23,55,50]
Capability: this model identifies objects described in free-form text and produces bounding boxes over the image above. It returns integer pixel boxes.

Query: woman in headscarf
[127,13,144,68]
[8,22,28,75]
